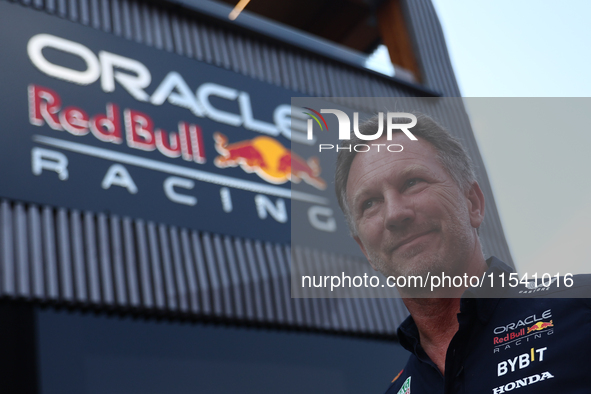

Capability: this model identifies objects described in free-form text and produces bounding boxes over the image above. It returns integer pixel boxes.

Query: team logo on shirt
[527,320,553,334]
[492,371,554,394]
[396,376,411,394]
[493,310,552,334]
[492,310,554,353]
[497,347,547,376]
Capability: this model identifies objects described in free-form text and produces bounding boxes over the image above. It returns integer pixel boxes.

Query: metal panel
[169,226,189,312]
[327,253,357,332]
[141,2,153,46]
[14,203,30,298]
[222,236,245,320]
[130,0,142,43]
[201,232,225,317]
[179,17,193,58]
[57,0,66,18]
[190,230,212,315]
[264,242,286,324]
[211,233,235,317]
[28,205,45,299]
[244,37,262,81]
[309,249,335,330]
[233,237,260,321]
[170,14,184,55]
[0,200,411,335]
[161,9,175,52]
[99,0,110,31]
[84,211,102,304]
[134,219,154,308]
[157,223,179,311]
[299,247,325,329]
[78,0,89,24]
[284,245,306,327]
[241,239,271,322]
[318,252,345,331]
[109,215,128,306]
[56,208,74,301]
[42,206,59,300]
[214,28,232,70]
[253,240,279,324]
[122,216,140,307]
[179,228,200,313]
[250,39,270,84]
[90,0,100,28]
[188,20,203,61]
[1,200,15,297]
[97,213,115,305]
[68,0,78,21]
[272,243,295,325]
[198,23,214,64]
[70,210,88,303]
[147,221,166,309]
[151,5,165,49]
[120,0,133,40]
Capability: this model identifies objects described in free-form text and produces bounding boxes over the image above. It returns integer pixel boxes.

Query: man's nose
[383,191,415,230]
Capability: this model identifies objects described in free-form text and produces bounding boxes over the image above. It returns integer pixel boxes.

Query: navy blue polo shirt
[385,257,591,394]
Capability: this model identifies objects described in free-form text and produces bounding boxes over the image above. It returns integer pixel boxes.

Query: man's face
[346,134,483,281]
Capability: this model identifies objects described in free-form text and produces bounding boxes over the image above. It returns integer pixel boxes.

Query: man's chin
[391,250,444,277]
[375,253,448,294]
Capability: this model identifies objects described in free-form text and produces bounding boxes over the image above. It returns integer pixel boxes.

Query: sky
[430,0,591,97]
[429,0,591,275]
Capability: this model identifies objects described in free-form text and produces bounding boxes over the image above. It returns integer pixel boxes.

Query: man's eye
[361,199,374,211]
[406,178,423,188]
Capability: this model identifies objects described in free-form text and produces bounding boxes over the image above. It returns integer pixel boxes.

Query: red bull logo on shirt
[214,132,327,190]
[527,320,553,334]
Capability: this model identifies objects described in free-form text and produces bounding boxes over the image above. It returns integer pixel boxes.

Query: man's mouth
[391,230,435,252]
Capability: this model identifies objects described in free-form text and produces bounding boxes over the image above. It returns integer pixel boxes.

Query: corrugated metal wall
[0,0,513,336]
[0,200,410,334]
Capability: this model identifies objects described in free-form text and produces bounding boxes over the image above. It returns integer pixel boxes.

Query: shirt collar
[397,314,420,354]
[396,256,514,353]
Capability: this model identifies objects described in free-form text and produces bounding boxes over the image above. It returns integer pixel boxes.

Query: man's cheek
[433,188,465,211]
[361,224,382,246]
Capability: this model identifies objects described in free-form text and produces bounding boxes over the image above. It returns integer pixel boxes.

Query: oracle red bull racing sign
[0,2,348,244]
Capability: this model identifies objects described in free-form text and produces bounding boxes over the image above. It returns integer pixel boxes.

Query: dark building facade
[0,0,512,392]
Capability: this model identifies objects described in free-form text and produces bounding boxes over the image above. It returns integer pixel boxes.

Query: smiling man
[345,130,487,293]
[334,113,591,393]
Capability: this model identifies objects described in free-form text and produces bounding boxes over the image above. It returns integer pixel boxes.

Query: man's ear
[466,181,485,229]
[354,235,378,271]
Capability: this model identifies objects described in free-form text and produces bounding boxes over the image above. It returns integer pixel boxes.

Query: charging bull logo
[214,132,326,190]
[527,320,553,334]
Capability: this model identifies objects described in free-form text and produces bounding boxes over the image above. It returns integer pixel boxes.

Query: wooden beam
[377,0,421,81]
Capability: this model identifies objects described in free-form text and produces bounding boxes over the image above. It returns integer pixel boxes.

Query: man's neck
[401,252,489,375]
[403,298,461,375]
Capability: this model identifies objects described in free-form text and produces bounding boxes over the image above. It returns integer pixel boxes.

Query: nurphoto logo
[304,109,418,152]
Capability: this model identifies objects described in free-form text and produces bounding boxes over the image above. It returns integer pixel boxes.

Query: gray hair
[334,112,477,235]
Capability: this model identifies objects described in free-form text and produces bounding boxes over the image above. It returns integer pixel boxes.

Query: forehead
[345,135,446,199]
